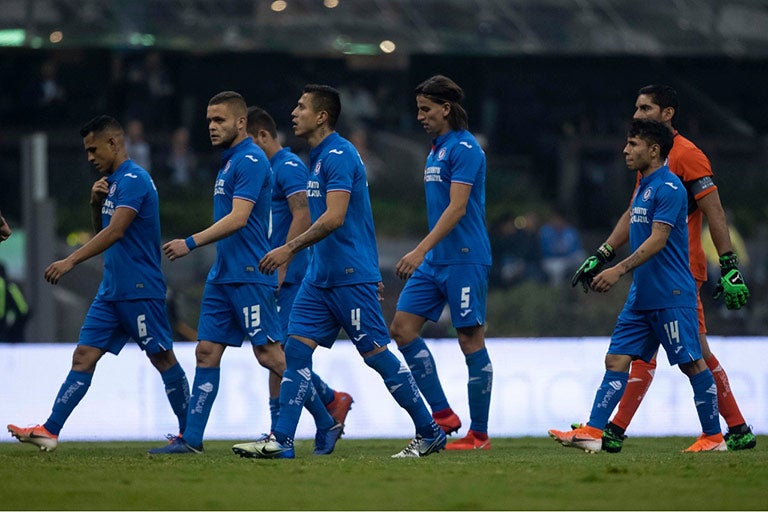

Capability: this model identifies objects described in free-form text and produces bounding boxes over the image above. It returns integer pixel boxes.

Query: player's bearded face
[416,95,450,136]
[633,94,663,122]
[207,104,240,148]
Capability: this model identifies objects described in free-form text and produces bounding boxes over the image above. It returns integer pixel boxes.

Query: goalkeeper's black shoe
[602,422,626,453]
[724,424,757,451]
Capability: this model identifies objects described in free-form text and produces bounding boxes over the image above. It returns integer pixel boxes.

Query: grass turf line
[1,436,765,510]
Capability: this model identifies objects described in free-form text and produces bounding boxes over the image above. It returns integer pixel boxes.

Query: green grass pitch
[1,436,766,510]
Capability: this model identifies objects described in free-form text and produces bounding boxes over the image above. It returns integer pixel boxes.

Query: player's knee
[253,343,286,373]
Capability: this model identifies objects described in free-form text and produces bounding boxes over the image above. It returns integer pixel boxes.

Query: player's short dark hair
[638,84,679,120]
[208,91,247,117]
[79,115,123,138]
[247,106,278,139]
[303,84,341,129]
[415,75,469,131]
[628,118,674,160]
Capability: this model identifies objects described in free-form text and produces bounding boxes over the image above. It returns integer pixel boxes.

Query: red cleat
[326,391,354,425]
[432,408,462,435]
[446,430,491,450]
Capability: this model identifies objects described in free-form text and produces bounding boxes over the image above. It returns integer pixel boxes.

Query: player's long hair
[415,75,469,131]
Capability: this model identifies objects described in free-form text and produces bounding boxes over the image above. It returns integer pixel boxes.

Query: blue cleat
[313,422,344,455]
[232,433,295,459]
[147,434,203,455]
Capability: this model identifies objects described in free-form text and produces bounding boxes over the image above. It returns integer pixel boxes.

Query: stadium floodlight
[0,29,25,47]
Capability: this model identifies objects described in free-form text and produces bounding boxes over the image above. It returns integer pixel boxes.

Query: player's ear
[661,106,675,123]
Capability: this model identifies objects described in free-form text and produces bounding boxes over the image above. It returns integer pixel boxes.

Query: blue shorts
[288,281,390,353]
[197,282,281,347]
[79,296,173,355]
[396,261,489,328]
[609,306,702,366]
[276,281,301,344]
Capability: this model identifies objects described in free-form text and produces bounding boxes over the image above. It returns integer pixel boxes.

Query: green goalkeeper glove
[571,243,615,293]
[713,252,749,309]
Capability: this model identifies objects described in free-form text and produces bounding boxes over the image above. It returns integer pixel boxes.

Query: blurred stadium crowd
[1,46,768,339]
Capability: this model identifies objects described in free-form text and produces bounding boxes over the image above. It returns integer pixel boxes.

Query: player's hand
[589,266,622,293]
[162,239,190,261]
[713,252,749,309]
[90,177,109,206]
[44,258,75,285]
[0,213,11,243]
[571,243,615,293]
[260,245,293,275]
[377,281,385,302]
[395,248,426,280]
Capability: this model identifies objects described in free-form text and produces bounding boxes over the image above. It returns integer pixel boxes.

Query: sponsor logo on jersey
[285,161,299,167]
[459,141,473,149]
[329,149,344,155]
[245,154,259,162]
[664,181,679,190]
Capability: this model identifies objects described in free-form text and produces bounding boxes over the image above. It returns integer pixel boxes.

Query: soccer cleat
[445,429,491,450]
[232,433,295,459]
[724,425,757,451]
[548,425,603,453]
[683,433,727,452]
[326,391,354,426]
[7,424,58,452]
[602,422,627,453]
[313,422,344,455]
[147,434,203,454]
[391,430,447,458]
[432,409,462,436]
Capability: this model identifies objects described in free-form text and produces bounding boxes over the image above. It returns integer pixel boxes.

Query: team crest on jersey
[223,160,231,175]
[109,182,117,196]
[437,147,447,160]
[314,161,322,175]
[643,187,652,201]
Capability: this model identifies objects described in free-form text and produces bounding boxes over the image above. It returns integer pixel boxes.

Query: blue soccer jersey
[423,130,491,265]
[270,147,310,285]
[625,165,696,310]
[207,138,276,286]
[98,159,166,301]
[305,132,381,287]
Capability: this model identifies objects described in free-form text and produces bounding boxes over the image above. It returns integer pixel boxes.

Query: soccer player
[7,115,189,451]
[231,84,445,459]
[389,75,493,450]
[148,91,340,455]
[572,85,754,452]
[246,106,354,429]
[0,209,11,243]
[551,118,725,453]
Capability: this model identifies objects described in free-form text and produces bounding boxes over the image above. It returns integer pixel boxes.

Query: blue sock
[160,363,190,435]
[365,349,437,439]
[273,338,314,444]
[183,366,220,448]
[311,372,335,406]
[587,370,629,430]
[398,337,450,412]
[466,348,493,434]
[269,397,280,432]
[44,370,93,435]
[304,383,335,430]
[690,369,720,435]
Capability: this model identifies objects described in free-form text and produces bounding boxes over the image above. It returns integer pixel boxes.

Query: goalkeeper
[571,84,754,452]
